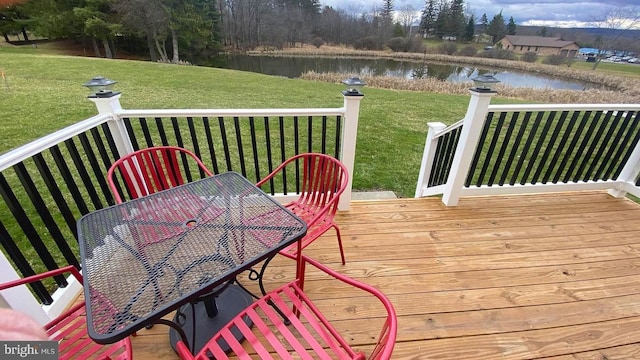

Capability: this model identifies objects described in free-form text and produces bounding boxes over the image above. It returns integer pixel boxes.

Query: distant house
[497,35,580,57]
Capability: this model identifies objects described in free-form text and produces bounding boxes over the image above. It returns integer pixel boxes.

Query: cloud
[319,0,640,29]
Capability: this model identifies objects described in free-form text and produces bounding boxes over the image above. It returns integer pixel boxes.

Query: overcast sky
[320,0,640,29]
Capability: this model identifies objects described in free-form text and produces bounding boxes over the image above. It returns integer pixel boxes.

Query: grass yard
[571,61,640,79]
[0,50,476,198]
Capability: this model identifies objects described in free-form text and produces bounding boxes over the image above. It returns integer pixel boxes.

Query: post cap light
[342,77,366,95]
[471,73,500,92]
[83,76,119,97]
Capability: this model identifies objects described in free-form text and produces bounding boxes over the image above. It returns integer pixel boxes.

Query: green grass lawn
[571,61,640,79]
[0,50,478,198]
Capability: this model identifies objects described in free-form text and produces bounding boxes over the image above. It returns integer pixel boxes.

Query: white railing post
[338,90,364,211]
[415,122,447,198]
[87,91,135,158]
[0,252,50,325]
[609,137,640,198]
[442,88,498,206]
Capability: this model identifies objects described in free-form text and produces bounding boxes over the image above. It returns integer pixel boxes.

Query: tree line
[1,0,523,62]
[3,0,634,64]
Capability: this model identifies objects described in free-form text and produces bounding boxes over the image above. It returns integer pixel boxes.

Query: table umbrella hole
[185,219,198,227]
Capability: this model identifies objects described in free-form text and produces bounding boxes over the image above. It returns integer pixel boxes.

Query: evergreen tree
[538,26,547,37]
[480,13,488,32]
[382,0,393,21]
[464,14,474,41]
[448,0,464,39]
[507,16,516,35]
[419,0,437,37]
[380,0,394,40]
[434,3,449,39]
[486,11,506,43]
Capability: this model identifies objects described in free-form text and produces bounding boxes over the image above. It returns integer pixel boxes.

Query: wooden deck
[128,191,640,359]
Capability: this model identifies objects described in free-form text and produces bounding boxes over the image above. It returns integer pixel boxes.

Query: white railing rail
[415,89,640,206]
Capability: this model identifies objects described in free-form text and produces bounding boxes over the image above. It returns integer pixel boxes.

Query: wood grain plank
[127,192,640,360]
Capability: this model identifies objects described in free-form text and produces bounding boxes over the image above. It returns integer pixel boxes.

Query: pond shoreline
[247,46,640,104]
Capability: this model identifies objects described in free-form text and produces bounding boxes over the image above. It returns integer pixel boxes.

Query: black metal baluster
[443,129,461,186]
[0,173,64,286]
[123,118,140,151]
[0,220,51,304]
[596,111,629,180]
[567,111,600,182]
[78,132,112,200]
[488,112,514,186]
[156,117,169,146]
[187,117,207,178]
[49,145,89,214]
[334,115,342,159]
[612,112,640,180]
[307,116,313,154]
[321,115,328,155]
[263,116,273,184]
[218,117,233,172]
[13,163,78,267]
[203,117,220,174]
[234,117,247,177]
[532,111,562,184]
[539,111,570,183]
[527,112,555,184]
[140,118,154,147]
[249,117,261,183]
[91,126,117,205]
[65,139,103,209]
[429,137,446,187]
[472,112,499,187]
[32,154,78,239]
[502,112,528,186]
[581,111,614,181]
[513,112,543,185]
[559,111,590,183]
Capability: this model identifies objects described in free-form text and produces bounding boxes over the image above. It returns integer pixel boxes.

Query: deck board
[120,191,640,359]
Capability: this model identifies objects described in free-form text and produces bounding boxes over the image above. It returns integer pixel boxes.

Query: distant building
[497,35,580,57]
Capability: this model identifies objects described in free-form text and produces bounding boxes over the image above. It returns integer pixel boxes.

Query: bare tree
[397,4,418,37]
[589,5,640,70]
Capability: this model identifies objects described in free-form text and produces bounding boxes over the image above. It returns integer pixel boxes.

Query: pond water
[207,55,595,91]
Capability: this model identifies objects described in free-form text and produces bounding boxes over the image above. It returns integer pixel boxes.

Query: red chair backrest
[259,153,348,221]
[107,146,213,203]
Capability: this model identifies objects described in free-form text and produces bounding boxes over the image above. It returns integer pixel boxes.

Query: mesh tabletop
[77,172,306,344]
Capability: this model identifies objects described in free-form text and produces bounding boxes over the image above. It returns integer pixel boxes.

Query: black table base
[169,284,254,355]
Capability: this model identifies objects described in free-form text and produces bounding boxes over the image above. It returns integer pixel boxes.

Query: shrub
[312,37,325,48]
[438,41,457,55]
[543,54,567,66]
[387,37,407,52]
[457,45,477,57]
[407,37,426,53]
[478,48,517,60]
[355,36,382,50]
[521,52,538,63]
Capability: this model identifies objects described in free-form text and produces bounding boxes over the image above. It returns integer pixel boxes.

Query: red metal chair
[175,255,397,359]
[0,266,132,360]
[256,153,349,264]
[107,146,214,204]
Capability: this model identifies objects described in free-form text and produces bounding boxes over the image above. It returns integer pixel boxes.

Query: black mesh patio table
[77,171,307,352]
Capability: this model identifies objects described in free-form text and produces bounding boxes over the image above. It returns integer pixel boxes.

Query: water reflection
[208,55,594,90]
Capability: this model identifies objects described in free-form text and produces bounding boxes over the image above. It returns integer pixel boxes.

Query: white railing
[90,92,363,211]
[415,88,640,206]
[0,90,363,324]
